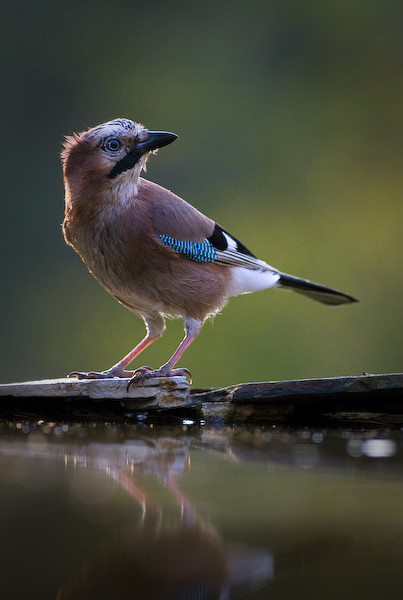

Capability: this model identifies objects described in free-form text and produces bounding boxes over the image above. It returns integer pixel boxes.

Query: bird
[62,117,358,384]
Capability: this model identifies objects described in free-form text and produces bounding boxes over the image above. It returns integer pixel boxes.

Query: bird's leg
[68,333,159,379]
[69,315,166,380]
[129,318,202,386]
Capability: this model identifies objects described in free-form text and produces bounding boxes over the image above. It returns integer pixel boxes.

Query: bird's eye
[103,138,121,152]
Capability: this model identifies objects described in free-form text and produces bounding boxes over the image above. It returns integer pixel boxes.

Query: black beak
[136,131,179,155]
[108,131,178,179]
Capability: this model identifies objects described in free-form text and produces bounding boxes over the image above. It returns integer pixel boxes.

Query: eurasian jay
[62,118,358,383]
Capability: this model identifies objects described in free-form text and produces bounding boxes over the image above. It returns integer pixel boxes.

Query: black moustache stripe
[108,148,141,179]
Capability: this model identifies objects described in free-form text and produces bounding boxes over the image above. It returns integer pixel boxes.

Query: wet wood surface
[0,377,191,420]
[193,373,403,428]
[0,373,401,427]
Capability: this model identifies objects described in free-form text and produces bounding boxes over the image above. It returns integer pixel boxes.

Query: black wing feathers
[207,224,256,257]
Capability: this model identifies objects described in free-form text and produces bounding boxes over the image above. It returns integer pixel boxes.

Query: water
[0,421,402,599]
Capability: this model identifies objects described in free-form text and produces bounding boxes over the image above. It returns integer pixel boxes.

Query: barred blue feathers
[158,234,217,263]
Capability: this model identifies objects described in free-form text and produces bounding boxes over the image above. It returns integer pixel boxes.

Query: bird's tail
[278,273,359,306]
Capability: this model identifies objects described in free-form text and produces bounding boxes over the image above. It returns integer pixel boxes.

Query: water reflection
[59,441,274,599]
[0,423,402,599]
[0,425,274,599]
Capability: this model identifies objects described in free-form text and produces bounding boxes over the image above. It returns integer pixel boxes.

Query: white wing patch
[222,231,237,251]
[213,226,276,271]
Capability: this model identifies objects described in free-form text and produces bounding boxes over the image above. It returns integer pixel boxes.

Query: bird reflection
[0,427,355,599]
[52,435,274,600]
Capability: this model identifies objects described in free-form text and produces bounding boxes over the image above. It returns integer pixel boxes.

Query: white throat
[106,154,148,204]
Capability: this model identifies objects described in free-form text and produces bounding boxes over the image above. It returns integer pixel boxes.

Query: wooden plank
[0,373,401,427]
[193,374,403,428]
[0,376,191,409]
[191,374,402,403]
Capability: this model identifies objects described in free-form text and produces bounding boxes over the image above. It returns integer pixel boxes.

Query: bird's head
[62,118,178,209]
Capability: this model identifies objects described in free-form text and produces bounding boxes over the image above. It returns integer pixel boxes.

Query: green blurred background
[1,1,402,387]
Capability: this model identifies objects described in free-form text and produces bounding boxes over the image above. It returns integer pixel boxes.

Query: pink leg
[159,330,199,372]
[129,318,202,385]
[109,334,158,373]
[68,333,159,380]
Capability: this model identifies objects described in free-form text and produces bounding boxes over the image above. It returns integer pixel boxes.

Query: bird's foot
[127,365,192,390]
[67,366,135,380]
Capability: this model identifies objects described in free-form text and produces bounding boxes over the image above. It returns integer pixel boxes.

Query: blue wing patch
[158,234,217,263]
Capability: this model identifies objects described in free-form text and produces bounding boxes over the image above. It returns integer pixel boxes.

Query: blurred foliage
[1,0,402,386]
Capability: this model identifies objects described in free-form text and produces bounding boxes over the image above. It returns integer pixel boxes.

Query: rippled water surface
[0,422,402,599]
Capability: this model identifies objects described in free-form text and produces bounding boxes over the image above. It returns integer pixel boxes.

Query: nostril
[138,129,150,143]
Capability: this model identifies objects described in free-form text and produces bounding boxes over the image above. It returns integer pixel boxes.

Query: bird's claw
[127,366,192,391]
[126,366,154,391]
[174,367,192,384]
[67,371,99,380]
[67,367,134,380]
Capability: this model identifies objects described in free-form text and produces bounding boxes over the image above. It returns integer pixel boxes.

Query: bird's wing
[138,180,357,304]
[158,223,277,272]
[207,223,276,271]
[138,178,277,272]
